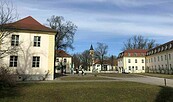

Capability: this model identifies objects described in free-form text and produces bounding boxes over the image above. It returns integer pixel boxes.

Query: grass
[57,75,113,80]
[1,82,173,102]
[137,73,173,79]
[97,73,142,78]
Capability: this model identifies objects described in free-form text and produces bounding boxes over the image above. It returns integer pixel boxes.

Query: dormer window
[161,46,164,51]
[165,45,168,50]
[170,43,172,49]
[158,48,160,52]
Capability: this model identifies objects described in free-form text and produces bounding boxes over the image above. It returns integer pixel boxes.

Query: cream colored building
[94,60,117,73]
[117,49,147,73]
[146,40,173,74]
[55,50,72,74]
[0,16,56,80]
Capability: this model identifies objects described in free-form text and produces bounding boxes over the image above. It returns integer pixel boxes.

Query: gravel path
[98,75,173,87]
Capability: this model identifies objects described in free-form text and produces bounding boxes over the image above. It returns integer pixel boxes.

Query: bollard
[164,78,166,86]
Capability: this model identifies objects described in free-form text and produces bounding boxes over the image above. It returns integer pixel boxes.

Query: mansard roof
[118,49,147,58]
[146,40,173,56]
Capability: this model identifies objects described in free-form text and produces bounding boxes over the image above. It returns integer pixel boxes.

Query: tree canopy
[47,15,77,50]
[122,35,159,50]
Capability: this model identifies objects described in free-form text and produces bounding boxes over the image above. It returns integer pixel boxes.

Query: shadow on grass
[155,86,173,102]
[0,86,20,99]
[55,73,67,78]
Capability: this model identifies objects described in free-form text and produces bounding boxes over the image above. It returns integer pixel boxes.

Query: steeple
[90,44,94,50]
[89,44,94,56]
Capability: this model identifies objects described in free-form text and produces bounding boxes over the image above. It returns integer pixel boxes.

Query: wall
[1,32,55,80]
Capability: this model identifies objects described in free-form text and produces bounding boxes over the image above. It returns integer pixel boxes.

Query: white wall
[118,57,145,73]
[146,49,173,73]
[1,32,54,80]
[56,57,72,73]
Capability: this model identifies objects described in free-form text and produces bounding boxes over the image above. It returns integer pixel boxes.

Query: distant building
[94,60,117,72]
[0,16,56,80]
[146,40,173,74]
[117,49,147,73]
[55,50,72,73]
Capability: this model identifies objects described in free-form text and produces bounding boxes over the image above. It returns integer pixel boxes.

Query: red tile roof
[124,49,148,53]
[5,16,56,33]
[56,50,72,57]
[118,49,148,58]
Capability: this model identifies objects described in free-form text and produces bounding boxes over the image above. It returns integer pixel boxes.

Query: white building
[94,60,117,73]
[146,40,173,74]
[117,49,147,73]
[55,50,72,74]
[0,16,56,80]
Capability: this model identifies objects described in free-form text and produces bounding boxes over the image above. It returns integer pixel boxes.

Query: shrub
[0,66,17,88]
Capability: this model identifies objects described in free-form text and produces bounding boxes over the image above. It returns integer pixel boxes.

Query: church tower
[89,44,95,72]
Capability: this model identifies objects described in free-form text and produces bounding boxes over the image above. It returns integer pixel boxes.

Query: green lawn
[1,82,173,102]
[137,73,173,79]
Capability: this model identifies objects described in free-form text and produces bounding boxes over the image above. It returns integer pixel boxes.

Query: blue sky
[8,0,173,56]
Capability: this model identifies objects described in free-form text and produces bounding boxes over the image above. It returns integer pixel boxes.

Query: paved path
[98,75,173,87]
[18,74,173,87]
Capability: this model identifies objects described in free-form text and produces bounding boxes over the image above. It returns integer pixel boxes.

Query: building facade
[146,40,173,74]
[55,50,72,74]
[0,16,56,80]
[117,49,147,73]
[94,60,117,72]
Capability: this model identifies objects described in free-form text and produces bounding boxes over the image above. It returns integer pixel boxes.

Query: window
[64,59,67,63]
[135,66,138,70]
[151,58,153,62]
[56,58,59,62]
[161,56,163,61]
[165,55,167,60]
[142,66,144,70]
[142,59,144,63]
[129,66,131,70]
[9,56,18,67]
[32,56,40,67]
[135,59,137,63]
[154,57,156,62]
[132,66,134,69]
[158,56,160,61]
[128,53,130,56]
[33,36,41,47]
[170,64,172,69]
[128,59,131,63]
[11,35,19,46]
[97,65,100,67]
[169,54,171,60]
[134,53,137,56]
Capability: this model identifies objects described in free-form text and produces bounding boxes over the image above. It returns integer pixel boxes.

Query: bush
[0,66,17,88]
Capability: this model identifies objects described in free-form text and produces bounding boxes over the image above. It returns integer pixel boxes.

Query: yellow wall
[48,35,55,79]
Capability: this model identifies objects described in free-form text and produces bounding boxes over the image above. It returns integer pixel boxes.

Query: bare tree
[47,15,77,50]
[0,1,18,87]
[95,42,108,70]
[0,1,18,59]
[73,53,81,70]
[122,35,159,50]
[80,50,91,71]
